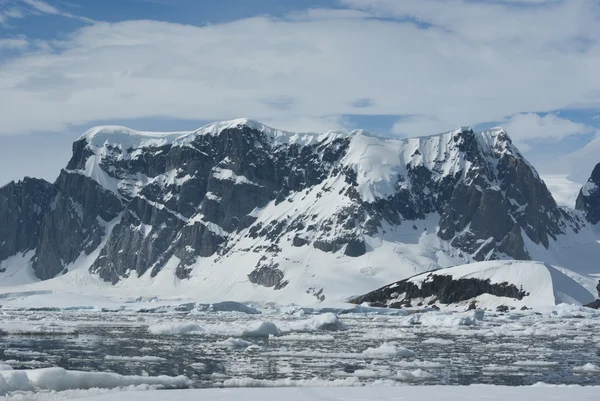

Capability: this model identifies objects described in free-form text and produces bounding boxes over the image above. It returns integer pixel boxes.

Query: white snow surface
[541,174,582,208]
[24,385,600,401]
[559,133,600,184]
[80,118,349,152]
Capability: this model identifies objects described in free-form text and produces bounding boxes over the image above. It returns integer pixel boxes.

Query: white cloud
[0,5,25,25]
[0,0,598,145]
[501,113,595,142]
[1,0,95,25]
[21,0,59,14]
[261,115,352,134]
[342,0,597,46]
[392,115,453,137]
[0,37,29,50]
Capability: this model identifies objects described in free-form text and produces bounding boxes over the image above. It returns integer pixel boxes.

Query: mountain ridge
[1,119,598,304]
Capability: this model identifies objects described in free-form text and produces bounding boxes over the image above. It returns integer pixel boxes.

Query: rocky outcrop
[576,163,600,224]
[248,263,289,290]
[349,273,528,308]
[584,299,600,309]
[0,178,57,262]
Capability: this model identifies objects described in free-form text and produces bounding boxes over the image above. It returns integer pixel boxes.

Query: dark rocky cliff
[576,163,600,224]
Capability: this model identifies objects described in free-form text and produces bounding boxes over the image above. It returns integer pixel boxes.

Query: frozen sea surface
[1,303,600,397]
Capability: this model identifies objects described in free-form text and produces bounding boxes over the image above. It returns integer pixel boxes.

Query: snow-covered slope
[541,175,582,208]
[0,119,599,306]
[350,261,597,310]
[555,133,600,184]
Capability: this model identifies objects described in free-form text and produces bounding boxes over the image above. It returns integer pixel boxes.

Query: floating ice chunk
[0,367,190,393]
[147,322,202,335]
[352,369,383,378]
[273,334,335,342]
[104,355,166,362]
[482,365,521,373]
[573,363,600,373]
[512,360,559,367]
[289,313,348,332]
[421,337,455,345]
[222,377,362,388]
[194,302,261,315]
[0,322,78,335]
[394,360,444,369]
[241,321,281,337]
[217,337,254,348]
[0,370,31,394]
[190,363,207,371]
[362,343,415,358]
[397,369,434,380]
[406,312,479,327]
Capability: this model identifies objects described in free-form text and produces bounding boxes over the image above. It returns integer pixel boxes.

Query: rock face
[349,273,528,308]
[0,119,582,298]
[0,178,57,264]
[576,163,600,224]
[0,173,122,280]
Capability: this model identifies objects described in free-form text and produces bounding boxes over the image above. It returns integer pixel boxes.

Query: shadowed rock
[349,273,528,308]
[576,163,600,224]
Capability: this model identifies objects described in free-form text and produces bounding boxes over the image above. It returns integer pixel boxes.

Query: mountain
[0,119,598,304]
[349,260,597,310]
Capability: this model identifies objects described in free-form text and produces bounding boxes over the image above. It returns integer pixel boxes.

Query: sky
[1,0,599,186]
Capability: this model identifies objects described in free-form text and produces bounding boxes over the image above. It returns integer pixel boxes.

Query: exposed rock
[0,178,57,262]
[34,171,123,279]
[248,263,289,290]
[576,163,600,224]
[349,273,528,307]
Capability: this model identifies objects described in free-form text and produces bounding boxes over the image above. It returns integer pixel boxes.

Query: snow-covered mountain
[0,119,599,305]
[350,260,597,310]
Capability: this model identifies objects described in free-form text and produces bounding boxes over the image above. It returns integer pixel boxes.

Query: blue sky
[1,0,599,185]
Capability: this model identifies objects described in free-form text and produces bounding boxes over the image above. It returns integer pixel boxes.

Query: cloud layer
[0,0,598,140]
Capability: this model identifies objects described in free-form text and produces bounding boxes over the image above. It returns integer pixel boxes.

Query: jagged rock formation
[576,163,600,224]
[0,178,57,264]
[349,273,528,308]
[0,174,121,280]
[0,119,584,300]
